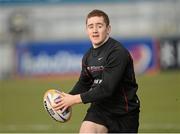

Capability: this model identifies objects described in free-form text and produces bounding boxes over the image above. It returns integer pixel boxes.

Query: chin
[97,41,104,45]
[91,38,100,44]
[94,43,101,46]
[93,40,102,45]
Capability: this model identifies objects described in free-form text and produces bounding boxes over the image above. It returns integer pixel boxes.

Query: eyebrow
[87,23,103,27]
[87,24,93,27]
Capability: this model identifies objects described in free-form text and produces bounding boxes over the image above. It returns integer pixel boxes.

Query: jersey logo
[87,66,104,73]
[98,57,103,61]
[94,79,102,84]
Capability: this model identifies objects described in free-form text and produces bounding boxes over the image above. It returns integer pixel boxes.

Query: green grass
[137,71,180,132]
[0,71,180,132]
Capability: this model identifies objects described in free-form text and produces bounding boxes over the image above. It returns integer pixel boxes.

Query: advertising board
[16,38,158,76]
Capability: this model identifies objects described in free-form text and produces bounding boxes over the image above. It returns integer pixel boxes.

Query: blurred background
[0,0,180,133]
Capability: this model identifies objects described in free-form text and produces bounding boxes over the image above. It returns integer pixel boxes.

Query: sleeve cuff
[80,93,88,104]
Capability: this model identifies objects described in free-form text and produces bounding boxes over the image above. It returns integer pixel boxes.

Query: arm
[53,48,129,110]
[53,52,93,111]
[53,70,92,111]
[69,66,93,95]
[69,52,93,95]
[80,48,129,103]
[53,93,82,112]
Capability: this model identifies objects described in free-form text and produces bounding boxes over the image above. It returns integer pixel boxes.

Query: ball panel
[44,98,65,122]
[43,89,72,123]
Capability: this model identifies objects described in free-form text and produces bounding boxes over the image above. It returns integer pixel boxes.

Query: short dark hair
[86,9,110,26]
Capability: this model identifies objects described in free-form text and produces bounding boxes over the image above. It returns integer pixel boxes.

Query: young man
[53,9,140,133]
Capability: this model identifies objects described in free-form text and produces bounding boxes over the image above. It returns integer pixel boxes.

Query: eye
[88,25,93,29]
[97,23,103,29]
[98,25,102,28]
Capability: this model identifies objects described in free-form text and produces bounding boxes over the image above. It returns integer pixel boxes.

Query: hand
[53,92,73,112]
[52,92,82,112]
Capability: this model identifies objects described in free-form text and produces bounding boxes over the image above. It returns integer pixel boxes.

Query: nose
[93,27,98,33]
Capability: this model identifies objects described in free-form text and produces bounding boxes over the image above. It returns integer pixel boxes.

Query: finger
[52,99,63,109]
[54,106,61,111]
[51,102,58,109]
[54,97,61,104]
[62,106,68,113]
[53,100,64,108]
[59,93,64,97]
[53,103,65,111]
[60,92,67,97]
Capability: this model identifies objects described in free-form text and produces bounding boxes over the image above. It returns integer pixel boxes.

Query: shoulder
[82,47,92,62]
[107,38,129,58]
[104,38,130,67]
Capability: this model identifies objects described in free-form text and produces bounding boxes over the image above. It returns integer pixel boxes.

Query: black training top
[69,37,140,116]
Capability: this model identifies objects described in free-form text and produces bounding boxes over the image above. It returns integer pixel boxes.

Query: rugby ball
[43,89,72,123]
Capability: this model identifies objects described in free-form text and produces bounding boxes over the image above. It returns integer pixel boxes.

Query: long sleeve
[69,38,139,115]
[69,52,93,95]
[80,47,129,104]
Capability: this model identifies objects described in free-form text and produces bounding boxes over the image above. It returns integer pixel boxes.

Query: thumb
[61,92,67,96]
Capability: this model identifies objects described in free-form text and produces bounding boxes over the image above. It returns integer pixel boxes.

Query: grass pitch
[0,71,180,132]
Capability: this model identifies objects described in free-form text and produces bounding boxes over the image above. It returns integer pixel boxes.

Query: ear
[107,25,111,35]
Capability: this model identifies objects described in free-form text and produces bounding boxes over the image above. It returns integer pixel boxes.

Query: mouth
[92,35,99,38]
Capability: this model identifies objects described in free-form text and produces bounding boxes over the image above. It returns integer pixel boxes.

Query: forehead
[87,16,105,25]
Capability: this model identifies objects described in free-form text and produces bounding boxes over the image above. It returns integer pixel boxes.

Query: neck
[93,36,109,48]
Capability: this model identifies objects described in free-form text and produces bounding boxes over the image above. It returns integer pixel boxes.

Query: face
[86,16,111,48]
